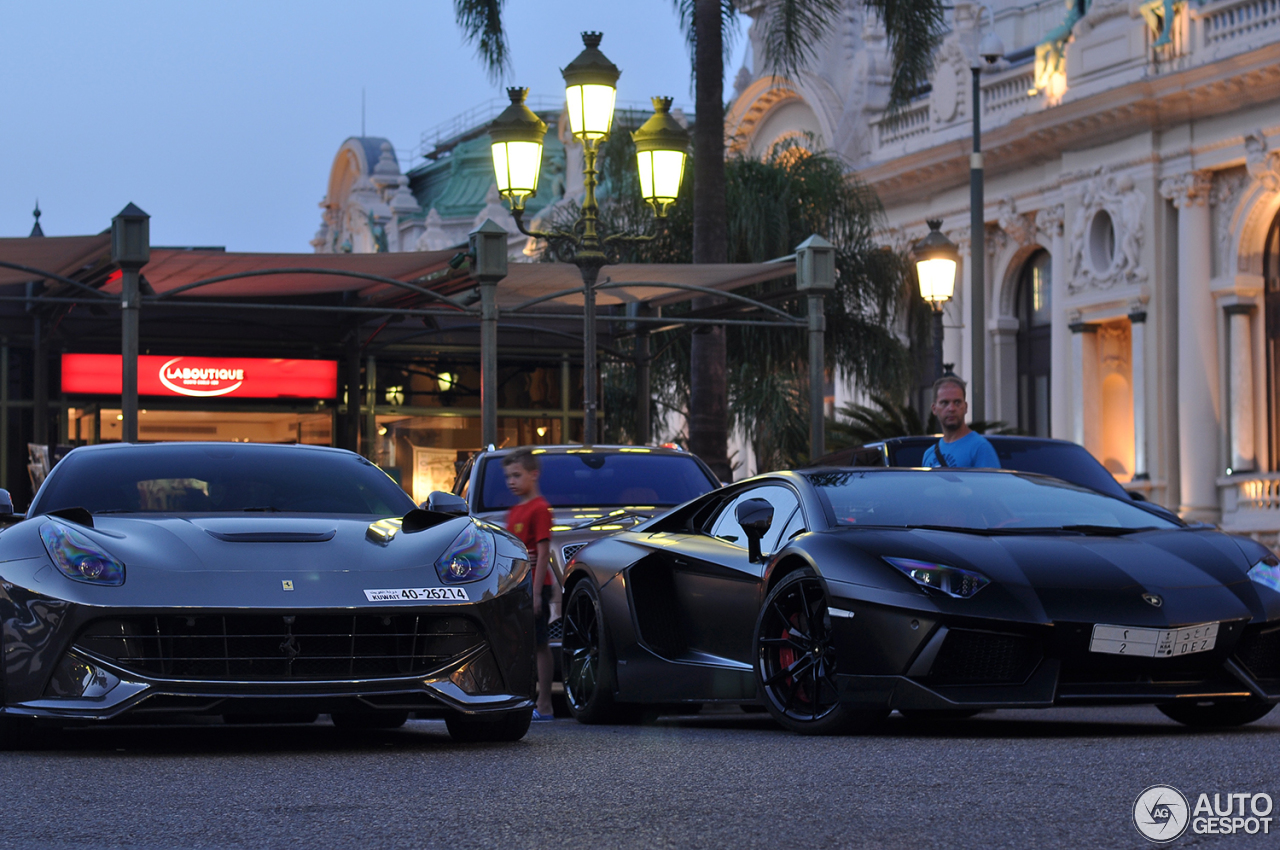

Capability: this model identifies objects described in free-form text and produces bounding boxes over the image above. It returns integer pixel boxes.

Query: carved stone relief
[996,197,1036,247]
[1210,167,1248,278]
[1068,171,1148,294]
[1036,204,1066,239]
[1245,129,1280,192]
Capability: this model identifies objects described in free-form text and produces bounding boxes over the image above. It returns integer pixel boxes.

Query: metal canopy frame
[4,223,835,460]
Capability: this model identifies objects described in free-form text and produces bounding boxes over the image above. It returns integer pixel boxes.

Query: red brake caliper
[778,615,810,704]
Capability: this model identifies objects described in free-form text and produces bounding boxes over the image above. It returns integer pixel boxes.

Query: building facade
[729,0,1280,535]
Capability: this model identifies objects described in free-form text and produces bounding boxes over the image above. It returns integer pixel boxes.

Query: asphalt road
[1,705,1278,850]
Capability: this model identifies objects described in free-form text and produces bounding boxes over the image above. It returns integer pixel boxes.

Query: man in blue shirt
[921,375,1001,468]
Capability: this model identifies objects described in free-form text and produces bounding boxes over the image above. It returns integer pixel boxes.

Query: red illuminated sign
[61,355,338,399]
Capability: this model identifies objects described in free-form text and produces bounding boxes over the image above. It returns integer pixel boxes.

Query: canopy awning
[492,261,797,311]
[0,234,112,286]
[104,249,462,298]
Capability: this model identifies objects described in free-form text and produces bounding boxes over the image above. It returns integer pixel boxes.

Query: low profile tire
[444,708,532,743]
[755,569,888,736]
[561,579,641,725]
[330,711,408,730]
[1157,699,1275,728]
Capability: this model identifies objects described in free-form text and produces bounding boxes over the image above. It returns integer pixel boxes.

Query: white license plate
[364,587,469,603]
[1089,622,1219,657]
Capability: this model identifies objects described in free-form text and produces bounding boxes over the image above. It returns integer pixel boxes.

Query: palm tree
[453,0,947,475]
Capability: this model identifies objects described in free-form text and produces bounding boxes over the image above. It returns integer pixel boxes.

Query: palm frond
[672,0,741,81]
[759,0,845,81]
[864,0,948,109]
[454,0,511,84]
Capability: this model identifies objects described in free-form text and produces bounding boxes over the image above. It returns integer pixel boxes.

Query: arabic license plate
[364,587,469,603]
[1089,622,1219,657]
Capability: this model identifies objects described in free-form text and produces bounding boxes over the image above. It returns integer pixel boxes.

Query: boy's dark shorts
[535,584,554,648]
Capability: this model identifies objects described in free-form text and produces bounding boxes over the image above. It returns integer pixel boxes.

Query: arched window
[1017,251,1052,437]
[1265,209,1280,468]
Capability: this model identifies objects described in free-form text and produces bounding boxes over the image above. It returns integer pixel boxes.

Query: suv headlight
[885,557,989,599]
[434,522,496,584]
[1248,555,1280,593]
[40,521,125,586]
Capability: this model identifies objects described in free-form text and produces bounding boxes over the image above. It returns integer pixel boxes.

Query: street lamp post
[111,203,150,444]
[914,220,960,382]
[488,32,689,445]
[969,12,1005,418]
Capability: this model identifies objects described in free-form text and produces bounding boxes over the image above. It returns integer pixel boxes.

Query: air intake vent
[1235,627,1280,681]
[928,629,1040,685]
[75,614,484,681]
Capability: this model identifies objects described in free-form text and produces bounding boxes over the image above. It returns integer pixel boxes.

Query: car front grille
[561,543,587,564]
[74,614,485,681]
[927,628,1041,686]
[1234,627,1280,681]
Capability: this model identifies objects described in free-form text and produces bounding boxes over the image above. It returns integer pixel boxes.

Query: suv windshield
[807,469,1180,532]
[477,453,717,512]
[34,445,417,516]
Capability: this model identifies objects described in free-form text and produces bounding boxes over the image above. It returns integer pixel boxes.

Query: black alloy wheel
[1157,699,1275,728]
[754,569,887,735]
[445,707,532,742]
[561,579,639,724]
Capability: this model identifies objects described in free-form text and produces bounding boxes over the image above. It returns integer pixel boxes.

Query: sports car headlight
[1248,555,1280,593]
[39,521,125,586]
[434,522,496,584]
[885,557,989,599]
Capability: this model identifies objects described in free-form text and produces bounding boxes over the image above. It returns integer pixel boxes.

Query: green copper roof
[408,115,566,220]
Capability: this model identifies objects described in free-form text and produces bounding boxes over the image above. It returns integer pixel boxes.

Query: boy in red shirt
[503,448,555,720]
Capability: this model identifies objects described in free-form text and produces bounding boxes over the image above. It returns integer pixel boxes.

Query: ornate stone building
[729,0,1280,532]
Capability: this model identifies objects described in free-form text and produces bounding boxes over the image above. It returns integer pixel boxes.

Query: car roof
[473,444,694,458]
[63,441,358,457]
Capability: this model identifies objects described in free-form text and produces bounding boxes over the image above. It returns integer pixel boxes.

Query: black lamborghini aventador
[560,467,1280,734]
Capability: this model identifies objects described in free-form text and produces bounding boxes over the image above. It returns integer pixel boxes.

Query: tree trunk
[689,0,731,481]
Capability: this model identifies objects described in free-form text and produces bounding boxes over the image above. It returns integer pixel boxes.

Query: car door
[664,483,802,667]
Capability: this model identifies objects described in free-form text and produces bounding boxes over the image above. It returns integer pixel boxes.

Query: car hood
[0,513,523,609]
[824,527,1268,627]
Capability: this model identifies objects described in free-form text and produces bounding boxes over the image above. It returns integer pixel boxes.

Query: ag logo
[1142,593,1163,607]
[1134,785,1189,842]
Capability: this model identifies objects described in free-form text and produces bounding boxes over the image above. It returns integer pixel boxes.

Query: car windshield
[890,439,1129,498]
[33,445,417,516]
[477,452,717,512]
[806,469,1180,532]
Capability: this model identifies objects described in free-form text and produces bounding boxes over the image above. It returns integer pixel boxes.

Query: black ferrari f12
[560,468,1280,734]
[0,442,535,744]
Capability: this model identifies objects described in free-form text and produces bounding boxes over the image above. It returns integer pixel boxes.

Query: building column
[989,317,1019,427]
[1225,304,1257,473]
[1069,315,1096,446]
[1161,171,1218,519]
[1128,304,1148,479]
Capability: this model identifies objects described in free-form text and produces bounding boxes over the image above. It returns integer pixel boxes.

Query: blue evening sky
[0,2,749,251]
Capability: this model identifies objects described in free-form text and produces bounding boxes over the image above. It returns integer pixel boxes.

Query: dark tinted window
[478,452,717,511]
[807,470,1177,531]
[990,441,1128,498]
[34,445,417,516]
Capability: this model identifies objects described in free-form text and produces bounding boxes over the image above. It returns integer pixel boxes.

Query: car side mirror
[0,489,12,516]
[423,491,469,516]
[736,498,774,563]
